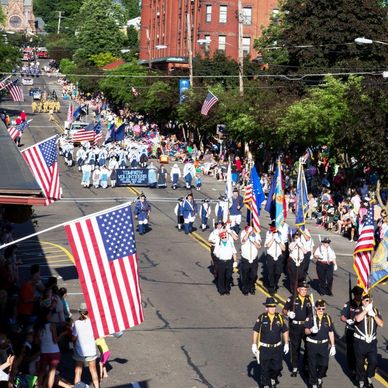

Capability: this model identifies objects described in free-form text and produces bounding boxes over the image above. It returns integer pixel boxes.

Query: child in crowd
[96,337,111,382]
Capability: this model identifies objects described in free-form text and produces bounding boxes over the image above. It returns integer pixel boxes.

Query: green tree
[90,52,118,67]
[256,0,388,72]
[75,0,126,62]
[121,0,140,19]
[46,33,77,62]
[0,42,19,73]
[0,4,5,25]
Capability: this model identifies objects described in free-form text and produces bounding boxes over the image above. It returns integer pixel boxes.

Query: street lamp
[354,37,388,46]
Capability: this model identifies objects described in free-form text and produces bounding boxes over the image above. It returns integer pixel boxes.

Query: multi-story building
[139,0,278,70]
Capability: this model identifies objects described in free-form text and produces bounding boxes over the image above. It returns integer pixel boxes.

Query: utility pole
[146,28,151,69]
[57,11,62,34]
[186,13,194,88]
[237,0,244,96]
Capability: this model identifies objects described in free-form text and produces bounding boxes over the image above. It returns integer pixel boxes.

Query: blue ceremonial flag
[370,229,388,289]
[73,106,82,119]
[114,123,126,142]
[84,122,95,131]
[264,171,276,221]
[295,160,309,227]
[251,165,265,216]
[94,122,102,132]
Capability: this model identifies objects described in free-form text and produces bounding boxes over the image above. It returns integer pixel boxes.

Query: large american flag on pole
[5,81,24,101]
[0,75,12,91]
[21,136,61,205]
[201,91,219,115]
[64,204,144,338]
[353,206,375,291]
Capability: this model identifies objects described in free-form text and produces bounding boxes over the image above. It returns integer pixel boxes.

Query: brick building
[139,0,278,70]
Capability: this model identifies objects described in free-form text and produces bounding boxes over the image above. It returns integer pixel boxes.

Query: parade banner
[116,168,149,187]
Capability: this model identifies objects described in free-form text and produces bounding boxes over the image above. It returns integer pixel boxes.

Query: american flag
[5,81,24,102]
[0,75,11,91]
[21,136,61,205]
[67,104,74,123]
[243,183,260,231]
[64,204,144,338]
[72,129,96,143]
[353,206,375,290]
[7,126,22,141]
[201,91,219,115]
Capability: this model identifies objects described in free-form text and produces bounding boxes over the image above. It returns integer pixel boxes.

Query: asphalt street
[1,70,387,388]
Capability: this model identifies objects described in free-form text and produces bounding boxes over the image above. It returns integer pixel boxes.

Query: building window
[219,5,227,23]
[204,35,211,52]
[206,5,212,22]
[242,7,252,25]
[218,35,226,51]
[242,37,251,56]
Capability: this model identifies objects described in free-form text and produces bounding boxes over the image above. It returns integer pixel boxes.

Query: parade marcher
[340,285,364,376]
[100,166,109,189]
[148,163,158,188]
[76,147,86,171]
[110,167,117,188]
[215,195,229,224]
[183,160,195,189]
[174,197,184,231]
[213,230,237,295]
[305,299,336,388]
[134,194,151,235]
[251,298,289,388]
[287,231,308,294]
[182,193,196,234]
[283,281,313,377]
[64,147,73,167]
[170,163,181,190]
[199,199,211,231]
[157,166,168,188]
[92,166,101,188]
[208,221,224,279]
[278,221,291,273]
[264,224,286,295]
[229,188,243,234]
[300,227,315,279]
[313,238,337,296]
[81,163,91,188]
[353,294,384,388]
[240,225,261,295]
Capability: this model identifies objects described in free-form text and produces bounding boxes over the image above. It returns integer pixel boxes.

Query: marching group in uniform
[130,182,384,388]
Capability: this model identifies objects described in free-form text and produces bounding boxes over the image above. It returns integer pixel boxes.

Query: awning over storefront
[0,121,46,205]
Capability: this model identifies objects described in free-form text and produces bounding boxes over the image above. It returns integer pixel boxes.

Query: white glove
[251,344,258,355]
[346,319,355,325]
[368,310,376,317]
[287,311,296,319]
[329,345,336,357]
[334,264,338,271]
[284,343,289,355]
[366,303,373,313]
[256,351,260,365]
[311,326,319,334]
[233,261,238,269]
[275,237,281,244]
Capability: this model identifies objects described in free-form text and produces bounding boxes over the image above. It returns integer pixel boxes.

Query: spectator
[72,303,99,388]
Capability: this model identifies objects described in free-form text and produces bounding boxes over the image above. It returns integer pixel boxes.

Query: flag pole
[0,201,133,251]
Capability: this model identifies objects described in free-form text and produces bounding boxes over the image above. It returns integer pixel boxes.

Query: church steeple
[1,0,36,33]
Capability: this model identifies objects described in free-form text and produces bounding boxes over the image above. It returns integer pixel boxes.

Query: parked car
[32,89,42,100]
[22,78,34,86]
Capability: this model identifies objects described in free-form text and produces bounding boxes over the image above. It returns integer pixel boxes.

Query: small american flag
[64,204,144,338]
[353,206,375,290]
[7,126,22,141]
[5,81,24,102]
[21,136,61,205]
[201,91,219,115]
[67,104,74,123]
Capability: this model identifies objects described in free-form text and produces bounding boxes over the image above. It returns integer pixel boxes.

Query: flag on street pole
[5,81,24,101]
[370,229,388,289]
[353,206,375,290]
[224,162,233,201]
[0,75,12,91]
[21,135,61,205]
[295,159,309,227]
[64,203,144,338]
[201,91,219,115]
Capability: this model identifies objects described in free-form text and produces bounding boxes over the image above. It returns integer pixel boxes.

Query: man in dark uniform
[251,297,289,388]
[340,285,363,376]
[305,299,336,388]
[353,294,384,388]
[283,281,313,377]
[287,231,307,294]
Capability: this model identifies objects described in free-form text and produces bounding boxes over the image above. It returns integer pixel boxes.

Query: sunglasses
[316,307,325,311]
